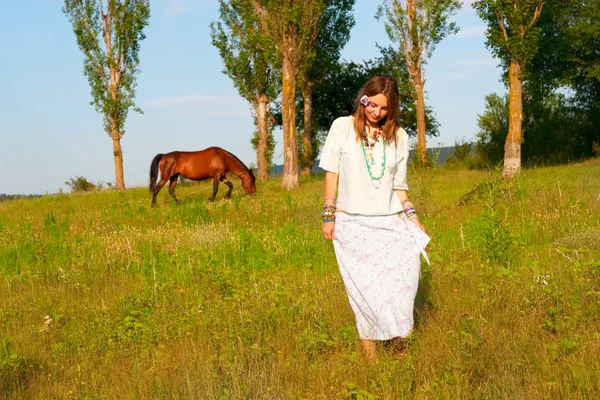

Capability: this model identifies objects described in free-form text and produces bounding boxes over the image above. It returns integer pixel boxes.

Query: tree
[211,0,280,181]
[373,46,440,140]
[378,0,461,164]
[473,0,545,177]
[252,0,327,189]
[290,54,439,163]
[297,0,355,175]
[532,0,600,160]
[63,0,150,189]
[475,93,508,166]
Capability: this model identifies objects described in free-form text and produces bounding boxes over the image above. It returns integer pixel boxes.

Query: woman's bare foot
[361,340,377,364]
[392,348,408,360]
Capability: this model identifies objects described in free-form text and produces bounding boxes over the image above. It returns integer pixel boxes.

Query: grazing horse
[149,147,256,205]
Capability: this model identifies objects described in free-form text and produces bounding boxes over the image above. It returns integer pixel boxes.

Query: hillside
[1,159,599,398]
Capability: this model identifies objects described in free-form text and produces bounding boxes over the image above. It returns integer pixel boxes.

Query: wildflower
[359,95,371,107]
[39,315,53,333]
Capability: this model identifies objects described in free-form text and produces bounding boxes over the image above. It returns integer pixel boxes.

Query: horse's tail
[149,153,163,193]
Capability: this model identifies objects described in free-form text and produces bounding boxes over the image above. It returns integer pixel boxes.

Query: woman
[319,75,430,362]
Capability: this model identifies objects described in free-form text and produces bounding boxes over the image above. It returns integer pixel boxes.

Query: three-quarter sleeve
[393,128,410,190]
[318,117,347,174]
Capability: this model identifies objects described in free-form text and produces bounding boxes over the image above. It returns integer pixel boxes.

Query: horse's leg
[221,176,234,199]
[209,176,219,201]
[168,175,180,203]
[151,178,169,206]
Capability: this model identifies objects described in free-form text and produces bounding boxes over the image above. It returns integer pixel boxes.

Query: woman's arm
[394,189,426,233]
[322,171,339,241]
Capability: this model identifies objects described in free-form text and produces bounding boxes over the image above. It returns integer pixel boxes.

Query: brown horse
[149,147,256,205]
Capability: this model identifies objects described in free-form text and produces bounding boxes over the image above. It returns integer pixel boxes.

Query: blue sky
[0,0,505,195]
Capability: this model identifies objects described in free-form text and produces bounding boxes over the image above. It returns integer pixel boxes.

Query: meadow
[1,159,599,399]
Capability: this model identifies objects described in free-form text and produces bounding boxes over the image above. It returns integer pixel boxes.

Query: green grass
[1,159,599,399]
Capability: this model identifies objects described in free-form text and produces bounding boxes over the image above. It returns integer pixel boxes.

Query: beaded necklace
[360,126,386,187]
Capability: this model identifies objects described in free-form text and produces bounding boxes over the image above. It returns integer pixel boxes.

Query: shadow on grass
[414,265,433,331]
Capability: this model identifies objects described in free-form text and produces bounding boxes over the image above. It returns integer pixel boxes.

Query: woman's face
[365,94,388,125]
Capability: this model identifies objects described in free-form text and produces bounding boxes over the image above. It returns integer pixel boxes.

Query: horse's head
[241,169,256,195]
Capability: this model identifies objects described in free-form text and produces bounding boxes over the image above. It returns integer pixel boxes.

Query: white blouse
[319,116,409,215]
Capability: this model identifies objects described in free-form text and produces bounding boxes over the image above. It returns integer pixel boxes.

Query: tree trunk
[504,61,523,177]
[111,133,125,189]
[281,34,299,190]
[301,81,314,176]
[255,93,269,181]
[414,77,427,164]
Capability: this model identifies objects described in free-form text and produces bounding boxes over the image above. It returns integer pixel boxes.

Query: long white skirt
[333,212,430,340]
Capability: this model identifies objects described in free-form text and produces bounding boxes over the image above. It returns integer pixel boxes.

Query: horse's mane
[220,148,256,181]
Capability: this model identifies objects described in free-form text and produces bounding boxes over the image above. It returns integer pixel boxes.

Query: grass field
[1,159,600,399]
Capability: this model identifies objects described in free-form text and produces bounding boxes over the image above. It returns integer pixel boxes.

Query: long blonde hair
[352,75,401,144]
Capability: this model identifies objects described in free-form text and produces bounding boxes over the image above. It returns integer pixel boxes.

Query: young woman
[319,75,430,362]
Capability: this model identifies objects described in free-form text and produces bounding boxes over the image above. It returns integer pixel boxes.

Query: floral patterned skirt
[333,212,430,340]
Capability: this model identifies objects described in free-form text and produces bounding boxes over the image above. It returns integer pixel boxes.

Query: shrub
[65,176,96,192]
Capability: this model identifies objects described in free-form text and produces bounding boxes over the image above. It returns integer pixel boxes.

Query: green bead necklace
[361,131,386,183]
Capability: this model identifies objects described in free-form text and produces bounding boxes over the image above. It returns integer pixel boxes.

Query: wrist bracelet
[404,210,418,220]
[322,203,336,223]
[402,200,414,210]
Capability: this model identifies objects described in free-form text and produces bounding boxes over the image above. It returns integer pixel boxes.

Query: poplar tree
[63,0,150,189]
[252,0,327,189]
[297,0,355,175]
[473,0,545,177]
[378,0,461,164]
[211,0,279,181]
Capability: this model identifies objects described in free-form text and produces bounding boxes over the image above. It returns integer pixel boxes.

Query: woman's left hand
[410,218,427,234]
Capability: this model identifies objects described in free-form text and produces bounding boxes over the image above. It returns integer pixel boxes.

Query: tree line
[475,0,600,171]
[62,0,599,190]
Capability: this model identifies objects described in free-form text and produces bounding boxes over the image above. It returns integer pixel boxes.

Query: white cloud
[453,26,487,38]
[145,95,251,115]
[165,0,188,17]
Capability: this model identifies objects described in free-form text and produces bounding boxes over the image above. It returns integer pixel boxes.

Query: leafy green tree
[476,93,508,166]
[250,112,277,176]
[473,0,545,177]
[377,0,461,164]
[373,46,440,140]
[251,0,327,189]
[297,0,355,175]
[476,1,600,167]
[63,0,150,189]
[530,0,600,161]
[297,53,439,163]
[211,0,280,180]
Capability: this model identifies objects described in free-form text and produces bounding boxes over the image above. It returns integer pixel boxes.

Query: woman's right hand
[322,221,335,241]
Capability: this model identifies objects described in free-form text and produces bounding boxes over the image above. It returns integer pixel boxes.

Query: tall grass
[1,159,599,399]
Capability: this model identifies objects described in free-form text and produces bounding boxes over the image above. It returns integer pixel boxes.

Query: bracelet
[324,196,336,201]
[402,199,418,220]
[404,209,418,220]
[322,215,336,223]
[322,203,336,223]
